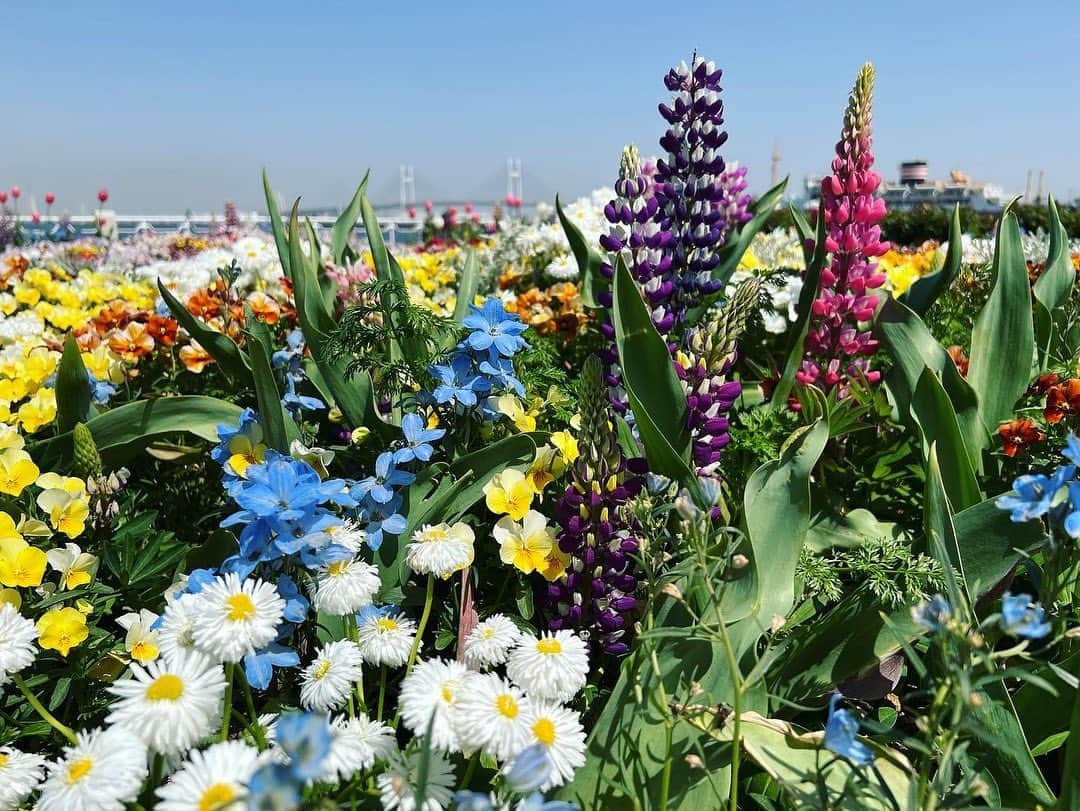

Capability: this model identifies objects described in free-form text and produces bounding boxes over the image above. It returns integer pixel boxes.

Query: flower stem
[220,662,235,740]
[406,574,435,674]
[376,665,388,722]
[240,669,267,750]
[13,674,77,745]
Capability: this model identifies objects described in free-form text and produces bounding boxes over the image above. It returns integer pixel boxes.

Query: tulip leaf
[556,193,607,309]
[1032,195,1075,371]
[711,175,788,291]
[967,206,1034,432]
[330,173,370,265]
[902,204,963,315]
[262,169,291,280]
[243,330,288,453]
[452,249,480,323]
[913,371,981,512]
[158,279,253,387]
[55,336,91,433]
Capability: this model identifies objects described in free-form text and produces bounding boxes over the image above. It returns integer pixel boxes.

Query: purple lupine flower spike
[798,62,888,395]
[715,163,752,242]
[545,356,646,656]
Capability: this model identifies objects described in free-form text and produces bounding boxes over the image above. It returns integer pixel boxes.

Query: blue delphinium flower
[452,792,498,811]
[996,466,1074,523]
[276,574,310,623]
[463,298,530,357]
[247,763,302,810]
[87,372,118,405]
[478,355,525,397]
[913,595,952,633]
[275,711,332,780]
[1065,481,1080,538]
[431,354,491,407]
[243,642,301,690]
[393,412,446,464]
[1000,592,1052,639]
[502,743,551,793]
[271,329,306,376]
[823,694,873,766]
[353,452,415,505]
[1063,433,1080,466]
[282,376,325,420]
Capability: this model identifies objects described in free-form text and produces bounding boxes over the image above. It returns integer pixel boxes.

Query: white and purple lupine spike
[798,62,888,395]
[715,162,752,242]
[654,55,731,323]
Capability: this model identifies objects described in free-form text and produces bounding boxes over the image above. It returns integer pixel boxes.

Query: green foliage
[798,536,945,608]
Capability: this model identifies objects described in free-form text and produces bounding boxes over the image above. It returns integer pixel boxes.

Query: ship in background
[803,160,1008,212]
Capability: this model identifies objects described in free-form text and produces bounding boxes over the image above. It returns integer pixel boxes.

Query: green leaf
[902,204,962,315]
[772,205,827,405]
[789,204,815,268]
[967,207,1034,432]
[158,279,252,386]
[262,169,291,280]
[330,173,370,265]
[556,193,607,308]
[923,443,969,613]
[452,249,480,323]
[1033,195,1075,371]
[611,257,694,487]
[912,371,981,511]
[55,336,91,433]
[244,331,288,453]
[710,176,788,291]
[805,507,903,552]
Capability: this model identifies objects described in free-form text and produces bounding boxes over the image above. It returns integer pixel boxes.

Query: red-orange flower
[247,292,281,325]
[107,322,155,362]
[946,345,969,378]
[179,341,214,373]
[1034,373,1060,395]
[998,418,1045,457]
[93,300,136,335]
[1044,379,1080,424]
[146,314,179,347]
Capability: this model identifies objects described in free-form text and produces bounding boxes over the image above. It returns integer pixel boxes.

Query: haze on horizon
[9,0,1080,213]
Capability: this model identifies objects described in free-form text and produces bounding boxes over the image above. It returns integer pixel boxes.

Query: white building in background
[803,160,1008,212]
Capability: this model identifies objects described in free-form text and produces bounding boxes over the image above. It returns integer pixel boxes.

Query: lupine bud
[72,422,103,479]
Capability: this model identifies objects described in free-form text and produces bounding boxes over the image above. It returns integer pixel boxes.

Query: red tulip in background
[98,188,109,204]
[31,211,40,223]
[45,192,55,205]
[10,186,19,199]
[424,199,433,212]
[407,207,416,218]
[0,191,8,204]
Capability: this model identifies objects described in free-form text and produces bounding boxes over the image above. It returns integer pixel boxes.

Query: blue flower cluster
[1000,592,1052,639]
[247,711,331,809]
[273,329,325,419]
[428,298,529,410]
[823,694,873,766]
[997,434,1080,535]
[452,744,577,811]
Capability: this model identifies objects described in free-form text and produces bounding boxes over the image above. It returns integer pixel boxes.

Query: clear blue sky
[9,0,1080,212]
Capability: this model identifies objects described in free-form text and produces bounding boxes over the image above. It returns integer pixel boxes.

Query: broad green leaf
[950,494,1045,597]
[902,204,962,314]
[452,249,480,323]
[789,203,814,268]
[912,371,981,511]
[1012,649,1080,756]
[330,173,370,265]
[244,331,288,453]
[611,257,695,488]
[805,508,903,552]
[1056,680,1080,807]
[555,193,607,308]
[55,336,90,433]
[684,710,915,810]
[923,443,969,613]
[1033,195,1075,371]
[967,207,1034,431]
[262,169,291,280]
[710,176,788,291]
[158,279,252,386]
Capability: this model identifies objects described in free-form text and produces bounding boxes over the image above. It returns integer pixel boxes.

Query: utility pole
[1037,170,1045,202]
[771,142,782,188]
[399,164,415,210]
[1025,169,1032,201]
[507,158,523,204]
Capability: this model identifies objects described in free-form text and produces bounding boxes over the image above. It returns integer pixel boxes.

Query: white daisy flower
[191,574,285,662]
[300,639,364,712]
[311,556,381,616]
[155,739,264,811]
[399,657,473,751]
[356,606,417,668]
[326,518,369,553]
[404,522,475,580]
[157,592,203,663]
[0,602,37,684]
[376,748,455,811]
[454,673,530,761]
[320,714,396,784]
[506,629,589,703]
[462,614,520,670]
[0,745,47,809]
[36,726,148,811]
[106,651,226,754]
[545,253,578,280]
[116,608,161,664]
[518,701,587,789]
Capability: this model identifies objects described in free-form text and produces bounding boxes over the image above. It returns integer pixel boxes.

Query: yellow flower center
[536,637,562,655]
[225,593,256,621]
[419,526,449,543]
[146,673,185,701]
[441,684,454,703]
[496,693,519,718]
[533,717,556,745]
[482,628,495,639]
[313,660,332,680]
[0,752,7,767]
[327,560,349,576]
[198,783,237,811]
[375,617,399,633]
[67,756,94,783]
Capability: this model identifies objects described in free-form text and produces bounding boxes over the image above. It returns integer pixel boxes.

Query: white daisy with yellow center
[0,601,37,684]
[157,592,203,663]
[399,657,475,751]
[404,521,475,579]
[300,639,364,713]
[463,613,520,670]
[356,607,417,668]
[36,726,147,811]
[155,739,265,811]
[320,714,397,784]
[454,673,531,761]
[312,555,380,616]
[506,629,589,703]
[191,573,285,663]
[377,749,456,811]
[106,651,227,754]
[518,700,587,789]
[0,745,47,809]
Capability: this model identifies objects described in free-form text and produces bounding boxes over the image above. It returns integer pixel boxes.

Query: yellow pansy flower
[0,512,22,544]
[0,448,39,496]
[539,543,571,582]
[493,394,537,433]
[550,431,580,464]
[46,543,99,590]
[483,469,536,521]
[35,472,87,497]
[0,537,48,588]
[36,487,90,539]
[227,432,267,478]
[36,607,89,656]
[0,588,21,609]
[117,609,160,664]
[493,510,556,575]
[18,389,56,434]
[0,424,24,451]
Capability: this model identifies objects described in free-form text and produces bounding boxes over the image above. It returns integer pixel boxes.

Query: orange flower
[73,328,101,352]
[1044,379,1080,424]
[107,322,155,362]
[946,345,969,378]
[179,341,213,373]
[146,314,179,347]
[186,287,225,320]
[247,292,281,325]
[1033,373,1060,395]
[93,300,136,335]
[998,418,1045,457]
